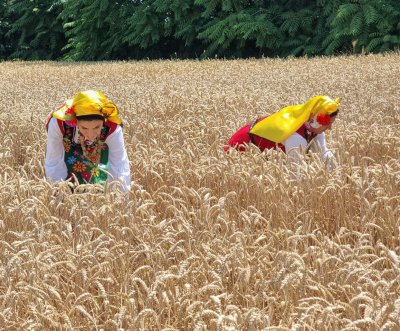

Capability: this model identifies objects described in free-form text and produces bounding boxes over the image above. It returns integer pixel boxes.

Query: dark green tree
[234,5,283,57]
[61,0,137,60]
[195,0,283,58]
[154,0,206,57]
[6,0,66,60]
[2,0,400,60]
[123,0,205,59]
[323,0,400,54]
[278,1,323,56]
[0,0,13,59]
[123,0,167,58]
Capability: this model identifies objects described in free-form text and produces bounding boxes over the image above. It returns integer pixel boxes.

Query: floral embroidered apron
[62,123,110,186]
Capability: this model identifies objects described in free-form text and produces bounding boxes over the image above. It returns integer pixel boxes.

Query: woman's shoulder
[104,122,123,141]
[105,121,120,134]
[47,116,65,134]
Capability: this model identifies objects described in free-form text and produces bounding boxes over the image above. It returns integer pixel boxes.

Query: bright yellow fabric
[249,95,340,143]
[53,90,122,125]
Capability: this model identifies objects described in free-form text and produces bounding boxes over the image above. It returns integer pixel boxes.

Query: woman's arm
[106,126,131,191]
[45,117,68,183]
[283,131,335,172]
[312,132,334,161]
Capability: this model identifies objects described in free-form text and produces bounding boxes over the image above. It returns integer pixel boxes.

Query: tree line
[1,0,399,61]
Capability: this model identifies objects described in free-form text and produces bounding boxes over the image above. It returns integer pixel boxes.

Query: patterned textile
[62,122,110,186]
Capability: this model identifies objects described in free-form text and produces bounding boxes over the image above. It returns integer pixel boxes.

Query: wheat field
[0,54,399,330]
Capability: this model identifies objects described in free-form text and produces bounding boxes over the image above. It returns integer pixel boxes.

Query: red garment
[224,115,309,152]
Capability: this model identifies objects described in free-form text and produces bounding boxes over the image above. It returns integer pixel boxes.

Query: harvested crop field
[1,54,399,330]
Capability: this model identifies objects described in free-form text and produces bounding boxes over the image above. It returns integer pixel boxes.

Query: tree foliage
[0,0,12,59]
[323,0,400,55]
[60,0,138,60]
[6,0,66,60]
[123,0,206,59]
[1,0,399,60]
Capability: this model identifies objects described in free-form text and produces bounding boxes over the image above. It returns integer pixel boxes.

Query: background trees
[323,0,400,54]
[6,0,66,59]
[1,0,399,61]
[0,0,13,59]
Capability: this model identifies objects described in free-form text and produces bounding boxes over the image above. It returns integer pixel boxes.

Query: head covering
[52,90,122,127]
[249,95,340,143]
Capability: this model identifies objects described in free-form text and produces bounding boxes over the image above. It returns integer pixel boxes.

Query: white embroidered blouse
[283,131,335,170]
[45,117,131,191]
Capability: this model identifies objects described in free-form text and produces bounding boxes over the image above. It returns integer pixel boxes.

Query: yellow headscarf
[249,95,340,143]
[52,90,122,125]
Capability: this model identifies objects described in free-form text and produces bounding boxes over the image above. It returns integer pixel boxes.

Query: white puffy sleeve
[312,132,333,160]
[105,126,131,192]
[45,117,68,183]
[312,132,335,170]
[283,131,335,172]
[283,132,308,164]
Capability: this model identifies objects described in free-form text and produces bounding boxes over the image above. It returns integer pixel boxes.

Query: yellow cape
[249,95,340,143]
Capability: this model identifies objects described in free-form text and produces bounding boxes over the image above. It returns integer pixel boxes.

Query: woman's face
[307,116,336,134]
[77,119,103,142]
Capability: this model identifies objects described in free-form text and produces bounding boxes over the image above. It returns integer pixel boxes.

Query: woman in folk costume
[45,90,131,191]
[224,95,340,167]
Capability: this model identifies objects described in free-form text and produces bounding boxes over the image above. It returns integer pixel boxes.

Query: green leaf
[350,11,363,36]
